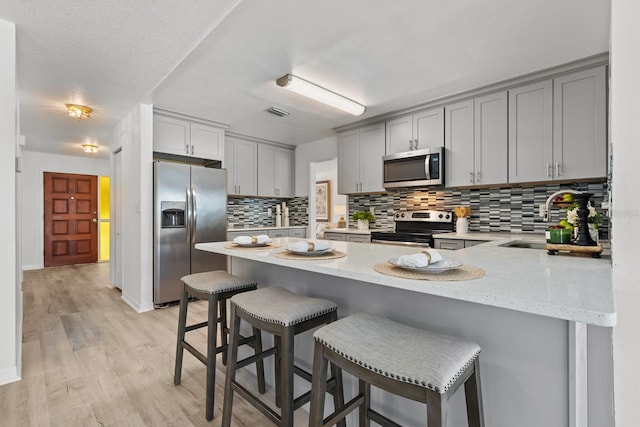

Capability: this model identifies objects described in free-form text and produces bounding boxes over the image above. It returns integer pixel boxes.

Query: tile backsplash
[227,196,309,228]
[348,181,609,237]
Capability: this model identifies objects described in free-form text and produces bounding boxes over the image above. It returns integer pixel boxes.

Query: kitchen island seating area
[309,312,484,427]
[173,270,265,421]
[222,286,345,427]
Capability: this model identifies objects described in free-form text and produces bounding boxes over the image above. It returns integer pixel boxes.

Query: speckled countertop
[196,236,615,327]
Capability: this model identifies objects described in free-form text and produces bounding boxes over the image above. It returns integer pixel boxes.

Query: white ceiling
[2,0,610,159]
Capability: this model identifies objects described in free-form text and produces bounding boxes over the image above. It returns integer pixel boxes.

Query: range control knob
[401,213,406,218]
[445,214,450,220]
[439,213,443,219]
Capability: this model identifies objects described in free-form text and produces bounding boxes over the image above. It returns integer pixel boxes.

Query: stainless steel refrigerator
[153,161,227,305]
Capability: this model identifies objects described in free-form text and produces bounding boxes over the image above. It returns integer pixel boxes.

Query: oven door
[370,239,432,248]
[370,231,433,248]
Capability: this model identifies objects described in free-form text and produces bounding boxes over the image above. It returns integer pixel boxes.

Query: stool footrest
[185,321,208,333]
[232,380,280,425]
[323,394,365,427]
[294,365,312,382]
[236,347,277,370]
[182,341,207,365]
[368,408,402,427]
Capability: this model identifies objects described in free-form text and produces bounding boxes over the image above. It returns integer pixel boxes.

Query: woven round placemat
[224,243,282,250]
[275,250,346,261]
[373,262,485,281]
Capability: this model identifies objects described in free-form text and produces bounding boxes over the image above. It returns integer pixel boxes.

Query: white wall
[315,158,346,223]
[294,135,338,197]
[109,104,154,313]
[0,17,19,385]
[611,1,640,425]
[20,152,110,270]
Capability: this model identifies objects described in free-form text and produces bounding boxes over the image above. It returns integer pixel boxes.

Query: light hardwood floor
[0,263,308,426]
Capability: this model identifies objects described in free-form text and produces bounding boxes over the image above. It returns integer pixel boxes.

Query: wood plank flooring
[0,263,308,426]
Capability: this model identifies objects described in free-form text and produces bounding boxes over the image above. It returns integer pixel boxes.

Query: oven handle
[371,239,431,248]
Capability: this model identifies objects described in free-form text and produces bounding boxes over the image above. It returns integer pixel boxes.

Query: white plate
[388,257,463,273]
[287,247,335,256]
[235,241,271,247]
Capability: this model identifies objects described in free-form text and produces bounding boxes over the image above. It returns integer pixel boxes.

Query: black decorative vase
[573,193,597,246]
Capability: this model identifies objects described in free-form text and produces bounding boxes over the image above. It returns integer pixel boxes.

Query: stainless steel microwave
[382,147,445,189]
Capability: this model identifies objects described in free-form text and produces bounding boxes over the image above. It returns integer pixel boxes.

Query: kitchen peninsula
[196,238,614,426]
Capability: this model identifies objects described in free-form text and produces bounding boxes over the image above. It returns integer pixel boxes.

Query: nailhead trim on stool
[309,312,485,427]
[173,270,265,422]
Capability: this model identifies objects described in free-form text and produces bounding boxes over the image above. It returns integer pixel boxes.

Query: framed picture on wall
[315,180,330,222]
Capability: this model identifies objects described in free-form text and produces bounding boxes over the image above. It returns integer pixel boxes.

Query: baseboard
[22,264,42,271]
[0,366,20,386]
[121,292,154,313]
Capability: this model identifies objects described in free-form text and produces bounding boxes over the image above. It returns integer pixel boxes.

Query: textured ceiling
[2,0,610,158]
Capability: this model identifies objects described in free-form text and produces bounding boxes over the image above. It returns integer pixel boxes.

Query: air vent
[267,106,290,117]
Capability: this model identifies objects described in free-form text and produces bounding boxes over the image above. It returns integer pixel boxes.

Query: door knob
[92,218,97,223]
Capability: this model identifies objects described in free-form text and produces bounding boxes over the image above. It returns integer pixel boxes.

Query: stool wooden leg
[275,334,282,408]
[280,327,295,427]
[173,284,189,386]
[219,298,228,366]
[426,392,446,427]
[222,304,241,427]
[205,294,219,421]
[309,340,328,427]
[330,362,346,427]
[253,326,266,394]
[359,379,370,427]
[464,358,484,427]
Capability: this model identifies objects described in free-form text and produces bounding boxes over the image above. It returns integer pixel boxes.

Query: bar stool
[173,270,266,421]
[309,312,484,427]
[222,286,345,427]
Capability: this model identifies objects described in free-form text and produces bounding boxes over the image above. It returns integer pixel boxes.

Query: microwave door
[424,154,431,181]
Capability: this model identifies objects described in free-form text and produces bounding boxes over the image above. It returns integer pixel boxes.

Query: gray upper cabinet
[153,115,224,161]
[225,137,257,196]
[338,123,385,194]
[386,107,444,154]
[552,66,607,180]
[508,80,553,183]
[474,91,508,185]
[258,145,294,198]
[446,92,507,187]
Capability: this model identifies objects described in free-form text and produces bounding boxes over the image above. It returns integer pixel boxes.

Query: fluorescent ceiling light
[276,74,366,116]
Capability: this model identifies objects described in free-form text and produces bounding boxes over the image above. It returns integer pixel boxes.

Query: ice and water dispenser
[161,201,186,228]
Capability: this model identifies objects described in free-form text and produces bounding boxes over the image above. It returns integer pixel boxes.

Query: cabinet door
[359,123,386,193]
[257,145,276,197]
[508,80,553,183]
[434,239,465,250]
[190,123,224,161]
[153,115,189,156]
[474,91,508,185]
[337,129,360,194]
[414,107,444,149]
[553,66,607,180]
[274,148,294,198]
[224,139,237,194]
[385,115,414,154]
[232,139,258,196]
[445,99,474,187]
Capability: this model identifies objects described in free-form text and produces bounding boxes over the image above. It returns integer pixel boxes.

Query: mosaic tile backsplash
[227,196,309,228]
[349,181,609,238]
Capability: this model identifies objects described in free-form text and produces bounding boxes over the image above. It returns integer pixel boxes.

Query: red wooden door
[44,172,98,267]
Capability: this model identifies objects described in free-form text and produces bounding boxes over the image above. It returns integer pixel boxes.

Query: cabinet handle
[546,163,552,177]
[469,171,474,183]
[555,162,560,177]
[476,171,481,182]
[191,145,194,155]
[409,140,413,150]
[414,139,418,149]
[185,144,189,154]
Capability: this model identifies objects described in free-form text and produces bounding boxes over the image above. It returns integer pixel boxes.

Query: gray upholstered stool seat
[309,312,484,427]
[222,287,345,427]
[174,270,265,422]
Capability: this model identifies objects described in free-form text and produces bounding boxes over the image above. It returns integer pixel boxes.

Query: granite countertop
[196,236,615,327]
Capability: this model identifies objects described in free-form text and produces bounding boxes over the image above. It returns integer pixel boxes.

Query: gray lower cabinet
[323,232,346,241]
[433,239,488,250]
[267,229,288,238]
[288,228,307,238]
[227,227,305,240]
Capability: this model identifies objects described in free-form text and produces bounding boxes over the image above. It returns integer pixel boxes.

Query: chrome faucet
[543,190,582,222]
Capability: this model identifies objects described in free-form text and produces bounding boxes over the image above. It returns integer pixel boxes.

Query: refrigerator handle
[191,186,197,243]
[186,186,192,242]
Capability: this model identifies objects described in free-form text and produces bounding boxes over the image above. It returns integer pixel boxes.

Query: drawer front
[268,229,288,238]
[288,228,306,238]
[323,233,346,241]
[464,240,488,248]
[434,239,465,250]
[346,235,371,243]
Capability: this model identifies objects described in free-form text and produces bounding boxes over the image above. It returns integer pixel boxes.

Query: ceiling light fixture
[66,104,93,119]
[276,74,366,116]
[82,143,99,154]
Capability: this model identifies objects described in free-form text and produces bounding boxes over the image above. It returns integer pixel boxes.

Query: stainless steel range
[370,210,454,248]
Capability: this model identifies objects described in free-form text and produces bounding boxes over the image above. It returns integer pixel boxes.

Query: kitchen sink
[499,240,547,250]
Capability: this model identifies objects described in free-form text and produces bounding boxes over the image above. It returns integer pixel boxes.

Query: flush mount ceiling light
[82,143,99,154]
[276,74,366,116]
[66,103,92,119]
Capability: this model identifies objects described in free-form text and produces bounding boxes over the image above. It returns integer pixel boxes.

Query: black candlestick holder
[572,193,597,246]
